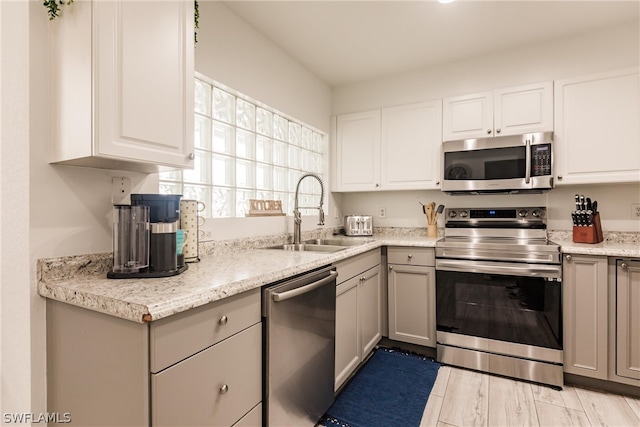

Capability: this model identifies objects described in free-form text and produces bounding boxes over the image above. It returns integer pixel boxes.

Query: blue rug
[321,347,440,427]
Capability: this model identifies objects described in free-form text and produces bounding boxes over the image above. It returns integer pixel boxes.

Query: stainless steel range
[435,207,563,388]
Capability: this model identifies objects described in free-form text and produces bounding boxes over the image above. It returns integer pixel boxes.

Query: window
[160,75,325,218]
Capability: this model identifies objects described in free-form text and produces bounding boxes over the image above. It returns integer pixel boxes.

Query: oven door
[435,258,562,351]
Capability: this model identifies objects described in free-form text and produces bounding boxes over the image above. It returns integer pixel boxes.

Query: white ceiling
[222,0,640,87]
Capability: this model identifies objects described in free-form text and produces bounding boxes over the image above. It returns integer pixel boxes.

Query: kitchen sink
[303,238,369,247]
[266,243,347,253]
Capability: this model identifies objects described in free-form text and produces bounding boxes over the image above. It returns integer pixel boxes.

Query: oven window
[444,146,526,180]
[436,270,562,350]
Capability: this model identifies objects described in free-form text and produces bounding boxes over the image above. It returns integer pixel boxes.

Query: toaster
[344,215,373,236]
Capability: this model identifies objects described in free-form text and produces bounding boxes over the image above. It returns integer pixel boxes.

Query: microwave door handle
[525,137,532,184]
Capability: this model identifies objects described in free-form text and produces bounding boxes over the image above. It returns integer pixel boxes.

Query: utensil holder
[427,223,438,238]
[572,212,603,244]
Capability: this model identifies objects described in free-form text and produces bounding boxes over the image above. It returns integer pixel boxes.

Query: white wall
[1,0,32,417]
[336,22,640,233]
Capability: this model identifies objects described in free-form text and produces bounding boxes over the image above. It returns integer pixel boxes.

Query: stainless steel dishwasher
[263,265,337,427]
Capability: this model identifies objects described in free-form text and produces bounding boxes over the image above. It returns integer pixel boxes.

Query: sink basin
[304,238,369,247]
[267,243,346,253]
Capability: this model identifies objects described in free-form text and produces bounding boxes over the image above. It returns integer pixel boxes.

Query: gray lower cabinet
[563,254,640,387]
[562,254,609,379]
[616,259,640,381]
[151,324,262,426]
[46,288,262,427]
[334,249,382,391]
[387,247,436,348]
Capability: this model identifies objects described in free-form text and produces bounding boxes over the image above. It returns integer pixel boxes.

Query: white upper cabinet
[554,68,640,185]
[333,100,442,192]
[443,82,553,141]
[381,101,443,190]
[50,0,195,173]
[334,110,381,192]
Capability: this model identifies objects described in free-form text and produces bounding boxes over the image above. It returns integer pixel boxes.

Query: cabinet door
[554,68,640,185]
[335,276,360,390]
[442,91,493,141]
[381,101,443,190]
[95,0,195,169]
[563,254,608,379]
[359,265,382,356]
[616,260,640,381]
[334,110,381,191]
[494,81,553,137]
[151,324,262,427]
[388,264,436,347]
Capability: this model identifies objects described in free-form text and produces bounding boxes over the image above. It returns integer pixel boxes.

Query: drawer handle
[219,315,228,325]
[220,384,229,394]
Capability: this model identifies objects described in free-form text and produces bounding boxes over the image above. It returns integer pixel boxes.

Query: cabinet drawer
[151,323,262,427]
[233,403,262,427]
[388,247,434,266]
[334,249,381,284]
[150,288,260,373]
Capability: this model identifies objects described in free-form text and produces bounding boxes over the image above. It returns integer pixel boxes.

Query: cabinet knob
[360,275,366,282]
[487,129,492,134]
[496,128,501,134]
[407,254,413,260]
[389,265,393,271]
[219,315,228,325]
[219,384,229,394]
[621,262,628,270]
[375,183,379,188]
[188,152,195,160]
[557,175,563,181]
[435,181,440,185]
[565,254,572,261]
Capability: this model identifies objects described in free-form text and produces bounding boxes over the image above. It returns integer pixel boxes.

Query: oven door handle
[436,259,561,279]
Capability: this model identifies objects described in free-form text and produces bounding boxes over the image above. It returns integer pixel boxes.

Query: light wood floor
[421,366,640,427]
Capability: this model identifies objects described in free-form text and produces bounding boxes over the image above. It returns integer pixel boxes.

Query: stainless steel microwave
[441,132,554,194]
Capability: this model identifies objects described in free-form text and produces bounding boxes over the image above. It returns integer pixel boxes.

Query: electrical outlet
[378,207,386,219]
[632,203,640,219]
[111,177,131,205]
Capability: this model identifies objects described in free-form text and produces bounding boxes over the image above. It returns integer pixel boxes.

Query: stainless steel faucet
[293,172,325,244]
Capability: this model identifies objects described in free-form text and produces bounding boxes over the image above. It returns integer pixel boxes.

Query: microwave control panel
[532,144,552,176]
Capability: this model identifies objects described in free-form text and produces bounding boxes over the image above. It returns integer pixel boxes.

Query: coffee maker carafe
[108,194,187,279]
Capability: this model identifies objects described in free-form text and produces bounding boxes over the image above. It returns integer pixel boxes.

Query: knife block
[572,212,603,244]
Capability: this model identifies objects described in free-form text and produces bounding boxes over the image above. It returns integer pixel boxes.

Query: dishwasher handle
[272,270,337,302]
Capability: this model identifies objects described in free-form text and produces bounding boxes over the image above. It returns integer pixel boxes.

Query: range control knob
[518,210,528,218]
[532,209,543,218]
[459,210,469,218]
[448,210,457,218]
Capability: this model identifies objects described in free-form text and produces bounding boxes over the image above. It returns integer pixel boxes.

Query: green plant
[194,0,199,44]
[43,0,74,20]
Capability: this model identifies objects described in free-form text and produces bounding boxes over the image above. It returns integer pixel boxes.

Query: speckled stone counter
[37,231,439,323]
[37,228,639,323]
[548,230,640,258]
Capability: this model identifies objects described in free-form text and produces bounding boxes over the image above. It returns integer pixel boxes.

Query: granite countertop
[37,234,439,324]
[37,231,639,324]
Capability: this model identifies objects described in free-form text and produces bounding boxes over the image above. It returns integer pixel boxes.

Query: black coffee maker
[108,194,187,279]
